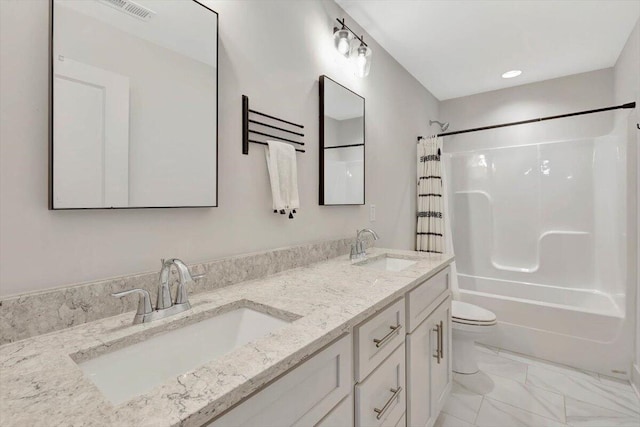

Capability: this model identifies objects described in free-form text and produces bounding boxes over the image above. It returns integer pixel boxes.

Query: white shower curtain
[416,136,460,299]
[416,136,444,253]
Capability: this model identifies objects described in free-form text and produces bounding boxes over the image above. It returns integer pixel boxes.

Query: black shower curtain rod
[418,101,636,139]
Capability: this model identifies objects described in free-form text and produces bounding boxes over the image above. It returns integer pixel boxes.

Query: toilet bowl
[451,300,497,374]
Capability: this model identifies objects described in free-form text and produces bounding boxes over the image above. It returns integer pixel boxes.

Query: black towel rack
[242,95,305,154]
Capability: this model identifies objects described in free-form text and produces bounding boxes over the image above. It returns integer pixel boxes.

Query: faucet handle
[175,273,205,302]
[112,289,153,323]
[175,280,193,305]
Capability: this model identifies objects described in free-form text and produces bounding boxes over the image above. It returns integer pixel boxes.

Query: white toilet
[451,300,497,374]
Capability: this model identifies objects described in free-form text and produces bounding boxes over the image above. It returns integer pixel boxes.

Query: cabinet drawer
[355,343,406,427]
[355,298,405,381]
[406,266,450,333]
[209,334,352,427]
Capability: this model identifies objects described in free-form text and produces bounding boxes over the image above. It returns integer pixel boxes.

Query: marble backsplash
[0,237,362,345]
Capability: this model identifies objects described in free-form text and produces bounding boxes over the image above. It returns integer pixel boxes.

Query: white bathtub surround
[0,237,364,344]
[445,129,632,377]
[0,248,453,427]
[437,345,640,427]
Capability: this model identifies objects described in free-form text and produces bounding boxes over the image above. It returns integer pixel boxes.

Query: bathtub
[458,273,630,377]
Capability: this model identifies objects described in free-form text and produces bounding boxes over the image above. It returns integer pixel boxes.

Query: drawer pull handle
[373,324,402,348]
[439,320,444,359]
[433,324,441,364]
[374,387,402,420]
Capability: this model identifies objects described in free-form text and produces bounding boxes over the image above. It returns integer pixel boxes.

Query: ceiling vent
[99,0,156,22]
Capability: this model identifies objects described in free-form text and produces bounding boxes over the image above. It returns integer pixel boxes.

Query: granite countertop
[0,248,453,427]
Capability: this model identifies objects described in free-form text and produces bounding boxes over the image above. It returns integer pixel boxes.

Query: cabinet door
[209,335,352,427]
[406,297,452,427]
[406,312,434,427]
[430,298,452,417]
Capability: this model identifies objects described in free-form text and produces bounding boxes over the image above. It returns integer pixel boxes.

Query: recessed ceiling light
[502,70,522,79]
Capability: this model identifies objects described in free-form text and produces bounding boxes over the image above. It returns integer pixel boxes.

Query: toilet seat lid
[452,301,496,323]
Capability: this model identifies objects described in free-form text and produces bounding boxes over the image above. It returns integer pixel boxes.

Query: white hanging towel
[265,141,300,218]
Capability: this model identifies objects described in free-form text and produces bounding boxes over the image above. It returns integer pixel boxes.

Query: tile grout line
[472,395,484,426]
[475,366,567,423]
[441,410,477,426]
[563,387,568,425]
[453,375,567,426]
[497,346,617,384]
[481,396,570,426]
[506,351,639,421]
[563,394,640,419]
[470,346,640,424]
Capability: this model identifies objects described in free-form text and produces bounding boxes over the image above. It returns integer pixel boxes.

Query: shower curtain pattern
[417,136,444,253]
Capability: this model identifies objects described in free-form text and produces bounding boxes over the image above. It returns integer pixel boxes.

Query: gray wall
[0,0,439,296]
[440,68,615,152]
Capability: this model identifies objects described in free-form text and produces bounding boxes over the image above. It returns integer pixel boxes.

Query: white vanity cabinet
[208,264,452,427]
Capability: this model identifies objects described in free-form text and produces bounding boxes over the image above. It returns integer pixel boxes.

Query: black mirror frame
[48,0,219,210]
[318,75,366,206]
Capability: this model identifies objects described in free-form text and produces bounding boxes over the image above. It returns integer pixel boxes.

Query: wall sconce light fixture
[333,22,353,57]
[333,18,372,78]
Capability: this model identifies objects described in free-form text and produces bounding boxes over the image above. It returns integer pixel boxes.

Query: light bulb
[337,37,350,55]
[356,52,367,74]
[354,43,371,78]
[333,27,352,58]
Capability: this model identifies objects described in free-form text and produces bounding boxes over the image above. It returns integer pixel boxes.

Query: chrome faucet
[351,228,379,261]
[112,258,204,325]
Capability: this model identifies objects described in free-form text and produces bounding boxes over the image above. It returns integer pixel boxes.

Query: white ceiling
[336,0,640,100]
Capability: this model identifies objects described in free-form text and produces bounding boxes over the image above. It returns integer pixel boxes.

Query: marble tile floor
[434,345,640,427]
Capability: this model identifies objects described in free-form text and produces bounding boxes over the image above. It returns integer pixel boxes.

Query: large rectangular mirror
[319,75,365,205]
[50,0,218,209]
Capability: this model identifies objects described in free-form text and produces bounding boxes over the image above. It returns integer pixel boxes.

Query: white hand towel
[265,141,300,217]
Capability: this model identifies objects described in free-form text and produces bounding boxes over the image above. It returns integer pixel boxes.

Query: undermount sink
[357,255,418,272]
[78,307,291,404]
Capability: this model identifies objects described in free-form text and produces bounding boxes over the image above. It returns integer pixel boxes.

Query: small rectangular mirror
[50,0,218,209]
[319,75,365,205]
